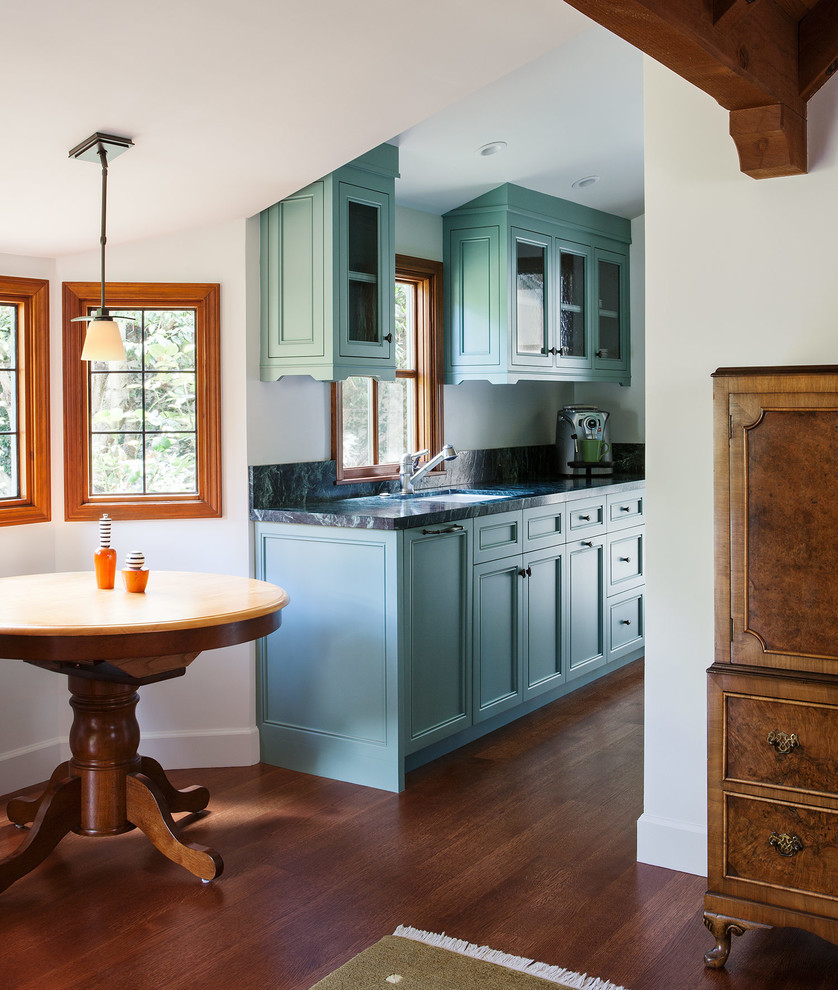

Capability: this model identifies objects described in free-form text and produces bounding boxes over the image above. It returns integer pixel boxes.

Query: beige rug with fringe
[309,925,629,990]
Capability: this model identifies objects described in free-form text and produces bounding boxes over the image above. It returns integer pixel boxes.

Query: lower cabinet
[254,485,644,793]
[403,523,472,752]
[567,535,606,680]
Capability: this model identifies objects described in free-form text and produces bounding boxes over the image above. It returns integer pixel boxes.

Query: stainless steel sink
[379,489,507,503]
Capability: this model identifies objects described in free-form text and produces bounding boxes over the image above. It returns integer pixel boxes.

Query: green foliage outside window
[341,282,415,470]
[89,309,199,495]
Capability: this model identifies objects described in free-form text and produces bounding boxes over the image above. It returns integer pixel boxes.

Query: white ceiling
[1,1,643,260]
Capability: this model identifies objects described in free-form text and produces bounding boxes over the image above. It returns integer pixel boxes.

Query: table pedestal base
[0,675,222,894]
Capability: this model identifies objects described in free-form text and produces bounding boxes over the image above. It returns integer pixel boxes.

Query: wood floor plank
[2,659,838,988]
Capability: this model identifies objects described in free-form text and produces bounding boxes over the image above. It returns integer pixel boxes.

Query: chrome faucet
[399,443,457,494]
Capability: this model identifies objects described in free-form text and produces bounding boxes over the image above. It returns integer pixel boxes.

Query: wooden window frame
[63,281,221,521]
[0,276,50,526]
[332,255,444,484]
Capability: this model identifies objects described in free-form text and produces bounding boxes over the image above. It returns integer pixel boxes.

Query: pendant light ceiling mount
[69,131,134,362]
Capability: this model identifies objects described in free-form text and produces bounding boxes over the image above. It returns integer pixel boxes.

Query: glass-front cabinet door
[338,182,393,363]
[593,248,627,372]
[556,240,592,371]
[510,228,551,367]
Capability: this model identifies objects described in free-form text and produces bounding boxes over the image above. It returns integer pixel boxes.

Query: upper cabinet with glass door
[260,144,399,382]
[443,184,631,385]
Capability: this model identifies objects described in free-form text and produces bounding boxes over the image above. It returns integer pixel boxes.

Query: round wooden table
[0,571,289,894]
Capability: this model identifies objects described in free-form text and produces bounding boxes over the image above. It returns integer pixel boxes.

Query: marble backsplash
[250,443,644,508]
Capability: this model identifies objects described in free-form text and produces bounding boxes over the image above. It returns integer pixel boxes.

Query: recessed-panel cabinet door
[524,546,567,699]
[729,390,838,673]
[473,556,524,722]
[447,225,501,370]
[404,523,472,751]
[567,536,606,679]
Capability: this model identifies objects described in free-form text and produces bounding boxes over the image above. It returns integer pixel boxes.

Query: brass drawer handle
[769,831,804,857]
[767,731,800,755]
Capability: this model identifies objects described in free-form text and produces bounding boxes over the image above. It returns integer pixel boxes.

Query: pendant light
[68,132,134,361]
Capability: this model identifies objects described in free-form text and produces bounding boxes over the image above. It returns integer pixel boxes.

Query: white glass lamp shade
[81,318,126,361]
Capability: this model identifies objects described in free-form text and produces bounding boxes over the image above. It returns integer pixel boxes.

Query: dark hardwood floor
[2,660,838,989]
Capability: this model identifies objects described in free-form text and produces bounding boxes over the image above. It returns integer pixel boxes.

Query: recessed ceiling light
[571,175,600,190]
[476,141,508,157]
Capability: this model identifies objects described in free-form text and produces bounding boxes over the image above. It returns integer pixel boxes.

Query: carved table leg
[1,672,220,894]
[0,776,81,894]
[704,911,770,968]
[6,761,72,826]
[137,756,210,814]
[126,774,223,882]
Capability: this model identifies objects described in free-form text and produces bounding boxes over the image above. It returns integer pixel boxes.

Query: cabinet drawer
[566,497,606,538]
[607,491,645,530]
[608,587,644,662]
[523,504,565,551]
[607,526,644,594]
[725,694,838,797]
[725,794,838,901]
[473,510,523,564]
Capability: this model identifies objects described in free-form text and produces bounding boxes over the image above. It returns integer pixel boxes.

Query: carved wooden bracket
[563,0,838,179]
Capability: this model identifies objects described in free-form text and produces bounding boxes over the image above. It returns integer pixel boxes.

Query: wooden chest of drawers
[706,368,838,968]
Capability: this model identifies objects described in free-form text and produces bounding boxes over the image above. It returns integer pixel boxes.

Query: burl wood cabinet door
[728,389,838,673]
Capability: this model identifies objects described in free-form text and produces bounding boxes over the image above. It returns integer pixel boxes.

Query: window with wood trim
[0,276,50,526]
[332,256,443,483]
[63,282,221,520]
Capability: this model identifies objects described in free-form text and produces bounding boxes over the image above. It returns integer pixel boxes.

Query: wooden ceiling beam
[563,0,814,177]
[799,0,838,100]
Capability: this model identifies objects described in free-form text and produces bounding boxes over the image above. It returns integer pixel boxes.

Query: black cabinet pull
[581,540,593,548]
[421,524,464,536]
[384,332,393,343]
[579,514,591,521]
[620,619,632,626]
[620,556,632,563]
[620,505,631,512]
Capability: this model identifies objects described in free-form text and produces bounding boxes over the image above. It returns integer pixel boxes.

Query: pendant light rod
[69,132,134,362]
[97,140,108,314]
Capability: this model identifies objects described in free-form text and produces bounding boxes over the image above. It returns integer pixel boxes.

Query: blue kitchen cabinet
[472,506,567,718]
[566,534,607,681]
[444,183,631,385]
[255,525,402,791]
[254,483,644,792]
[523,544,568,699]
[473,555,524,722]
[260,143,399,382]
[402,522,473,752]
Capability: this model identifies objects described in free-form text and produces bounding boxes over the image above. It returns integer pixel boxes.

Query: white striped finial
[98,513,112,548]
[124,551,145,571]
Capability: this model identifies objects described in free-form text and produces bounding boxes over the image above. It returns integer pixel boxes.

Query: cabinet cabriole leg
[703,911,767,968]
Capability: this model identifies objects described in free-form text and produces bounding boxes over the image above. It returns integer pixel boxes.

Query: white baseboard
[0,738,67,796]
[137,726,261,770]
[0,728,260,798]
[636,812,708,877]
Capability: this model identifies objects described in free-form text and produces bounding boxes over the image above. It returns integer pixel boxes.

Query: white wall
[0,252,65,794]
[637,60,838,875]
[0,220,257,795]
